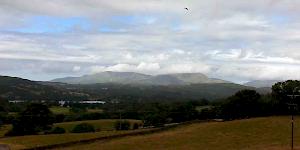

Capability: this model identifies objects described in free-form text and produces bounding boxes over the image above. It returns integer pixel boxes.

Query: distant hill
[244,80,281,88]
[52,71,151,85]
[51,72,231,85]
[0,76,88,101]
[0,74,270,102]
[58,82,255,101]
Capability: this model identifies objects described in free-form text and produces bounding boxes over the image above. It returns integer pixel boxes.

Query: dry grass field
[60,116,300,150]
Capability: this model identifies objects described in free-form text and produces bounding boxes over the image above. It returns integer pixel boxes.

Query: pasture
[60,116,300,150]
[0,119,142,149]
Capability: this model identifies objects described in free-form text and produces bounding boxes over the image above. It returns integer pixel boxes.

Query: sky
[1,0,300,83]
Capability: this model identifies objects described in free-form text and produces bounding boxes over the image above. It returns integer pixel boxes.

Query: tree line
[0,80,299,136]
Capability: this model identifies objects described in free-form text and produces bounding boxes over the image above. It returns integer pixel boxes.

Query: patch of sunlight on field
[0,125,11,137]
[50,106,71,114]
[60,116,300,150]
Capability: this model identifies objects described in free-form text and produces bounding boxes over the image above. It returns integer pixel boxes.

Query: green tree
[114,120,131,130]
[71,123,95,133]
[6,103,54,136]
[272,80,300,114]
[220,89,261,120]
[169,102,198,123]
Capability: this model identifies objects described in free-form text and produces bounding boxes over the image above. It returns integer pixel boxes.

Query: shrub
[4,129,15,136]
[7,103,54,136]
[115,120,130,130]
[49,127,66,134]
[133,123,140,130]
[54,114,66,123]
[71,123,95,133]
[0,119,3,128]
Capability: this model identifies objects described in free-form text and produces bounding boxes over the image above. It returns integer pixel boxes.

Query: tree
[114,120,130,130]
[169,102,198,123]
[6,103,54,136]
[142,103,170,127]
[272,80,300,115]
[71,123,95,133]
[220,89,261,120]
[47,127,66,134]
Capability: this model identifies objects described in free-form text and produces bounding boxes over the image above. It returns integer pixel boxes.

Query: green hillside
[0,75,268,102]
[0,76,88,101]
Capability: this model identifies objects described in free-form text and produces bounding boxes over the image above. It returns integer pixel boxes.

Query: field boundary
[23,120,209,150]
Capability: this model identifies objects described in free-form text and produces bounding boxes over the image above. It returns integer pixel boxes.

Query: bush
[7,103,54,136]
[49,127,66,134]
[115,120,130,130]
[133,123,140,130]
[5,129,15,136]
[0,119,3,128]
[71,123,95,133]
[54,114,66,123]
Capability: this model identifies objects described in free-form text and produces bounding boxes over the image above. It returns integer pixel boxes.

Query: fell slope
[0,76,88,101]
[51,72,230,85]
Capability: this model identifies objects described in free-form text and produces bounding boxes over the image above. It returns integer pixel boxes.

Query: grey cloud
[0,0,300,82]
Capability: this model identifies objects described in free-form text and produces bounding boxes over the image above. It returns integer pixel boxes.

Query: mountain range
[51,72,230,85]
[0,76,88,101]
[243,80,282,88]
[0,72,278,102]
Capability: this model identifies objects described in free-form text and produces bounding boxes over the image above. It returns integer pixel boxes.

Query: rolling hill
[0,74,268,102]
[51,72,231,85]
[244,80,281,88]
[52,71,151,85]
[0,76,88,101]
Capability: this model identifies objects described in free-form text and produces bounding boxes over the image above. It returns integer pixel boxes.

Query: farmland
[49,106,103,114]
[60,116,299,150]
[0,119,142,149]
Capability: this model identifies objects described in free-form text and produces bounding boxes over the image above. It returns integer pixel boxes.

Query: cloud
[72,66,81,72]
[90,62,160,74]
[0,0,300,82]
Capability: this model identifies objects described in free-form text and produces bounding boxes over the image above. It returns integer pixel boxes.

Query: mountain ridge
[243,80,282,88]
[51,71,231,85]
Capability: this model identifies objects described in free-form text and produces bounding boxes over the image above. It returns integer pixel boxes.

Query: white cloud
[90,62,161,74]
[0,0,300,82]
[72,66,81,72]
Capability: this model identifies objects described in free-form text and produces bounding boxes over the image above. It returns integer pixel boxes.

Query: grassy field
[0,119,143,149]
[60,116,300,150]
[0,119,141,137]
[0,130,149,150]
[50,106,103,114]
[50,106,71,114]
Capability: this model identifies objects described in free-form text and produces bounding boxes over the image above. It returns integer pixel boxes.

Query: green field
[50,106,71,114]
[60,116,299,150]
[0,119,142,149]
[49,106,103,114]
[0,119,141,138]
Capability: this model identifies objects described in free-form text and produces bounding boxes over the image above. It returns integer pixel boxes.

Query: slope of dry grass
[61,116,300,150]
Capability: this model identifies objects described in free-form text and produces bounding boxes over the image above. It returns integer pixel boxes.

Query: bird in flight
[185,7,189,11]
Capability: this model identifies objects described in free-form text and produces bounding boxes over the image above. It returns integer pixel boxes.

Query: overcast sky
[1,0,300,83]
